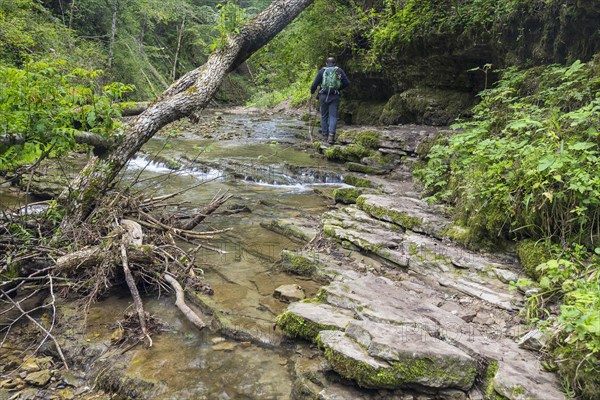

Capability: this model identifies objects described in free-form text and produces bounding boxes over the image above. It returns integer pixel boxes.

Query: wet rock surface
[275,119,564,399]
[2,108,564,400]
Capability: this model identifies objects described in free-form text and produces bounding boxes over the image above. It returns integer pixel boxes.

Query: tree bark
[59,0,315,222]
[108,0,118,70]
[171,16,186,82]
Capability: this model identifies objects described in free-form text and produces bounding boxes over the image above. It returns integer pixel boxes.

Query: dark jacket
[310,65,350,94]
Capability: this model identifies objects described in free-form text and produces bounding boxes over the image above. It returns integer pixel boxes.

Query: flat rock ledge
[317,324,477,391]
[322,205,523,311]
[278,273,564,400]
[277,302,354,342]
[356,194,451,239]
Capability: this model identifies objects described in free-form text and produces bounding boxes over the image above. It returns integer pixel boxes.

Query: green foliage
[417,58,600,242]
[212,0,247,51]
[0,60,133,170]
[0,0,103,68]
[418,57,600,398]
[248,0,357,106]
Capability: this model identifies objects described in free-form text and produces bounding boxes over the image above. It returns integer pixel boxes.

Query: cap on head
[326,57,336,66]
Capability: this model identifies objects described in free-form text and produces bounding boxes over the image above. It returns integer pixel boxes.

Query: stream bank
[0,108,563,399]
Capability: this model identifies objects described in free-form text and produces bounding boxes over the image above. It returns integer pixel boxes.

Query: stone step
[276,301,355,342]
[346,320,478,391]
[318,324,478,392]
[356,194,451,238]
[279,272,564,399]
[323,207,523,310]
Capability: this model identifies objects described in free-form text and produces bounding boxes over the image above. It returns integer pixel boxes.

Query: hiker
[310,57,349,144]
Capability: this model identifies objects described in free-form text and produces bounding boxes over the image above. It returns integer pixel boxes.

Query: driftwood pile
[1,187,233,369]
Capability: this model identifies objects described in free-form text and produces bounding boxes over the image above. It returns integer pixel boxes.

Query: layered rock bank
[272,125,565,399]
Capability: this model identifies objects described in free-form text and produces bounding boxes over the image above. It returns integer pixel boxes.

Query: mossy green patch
[316,334,397,388]
[390,357,477,390]
[333,187,364,204]
[318,333,477,390]
[343,175,375,188]
[483,360,501,400]
[356,196,422,230]
[516,239,550,280]
[280,250,319,276]
[355,131,380,149]
[439,224,476,248]
[324,144,373,163]
[276,312,338,343]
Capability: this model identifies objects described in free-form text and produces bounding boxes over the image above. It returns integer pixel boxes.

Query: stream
[84,110,346,399]
[1,109,564,400]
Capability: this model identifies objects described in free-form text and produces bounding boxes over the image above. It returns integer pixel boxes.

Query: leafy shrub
[0,60,134,170]
[417,57,600,398]
[417,58,600,242]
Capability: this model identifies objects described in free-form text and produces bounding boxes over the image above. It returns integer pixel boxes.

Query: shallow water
[86,111,341,398]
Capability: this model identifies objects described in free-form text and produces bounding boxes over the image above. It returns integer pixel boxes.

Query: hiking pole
[307,96,314,144]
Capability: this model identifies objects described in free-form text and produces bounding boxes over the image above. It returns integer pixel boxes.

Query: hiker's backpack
[322,66,341,90]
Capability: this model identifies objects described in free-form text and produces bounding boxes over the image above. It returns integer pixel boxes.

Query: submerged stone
[261,219,317,243]
[274,284,306,303]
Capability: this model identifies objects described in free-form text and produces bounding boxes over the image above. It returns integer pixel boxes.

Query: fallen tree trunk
[60,0,315,222]
[0,131,114,152]
[119,102,150,116]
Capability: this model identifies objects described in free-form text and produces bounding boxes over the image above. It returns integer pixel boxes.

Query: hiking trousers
[319,92,340,138]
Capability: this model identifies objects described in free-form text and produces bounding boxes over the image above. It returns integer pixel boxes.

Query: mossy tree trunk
[59,0,315,222]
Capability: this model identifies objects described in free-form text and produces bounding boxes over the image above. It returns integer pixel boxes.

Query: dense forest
[1,0,599,398]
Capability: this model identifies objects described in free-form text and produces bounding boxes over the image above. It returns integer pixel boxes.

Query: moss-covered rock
[516,239,551,280]
[280,250,320,276]
[356,195,423,231]
[341,101,386,125]
[439,224,475,248]
[276,302,353,343]
[355,131,380,149]
[333,187,364,204]
[346,162,387,175]
[318,327,478,391]
[379,88,473,126]
[361,153,399,171]
[342,175,375,188]
[324,144,373,163]
[483,361,503,400]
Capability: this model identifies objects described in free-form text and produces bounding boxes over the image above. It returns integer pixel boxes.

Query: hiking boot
[327,134,335,144]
